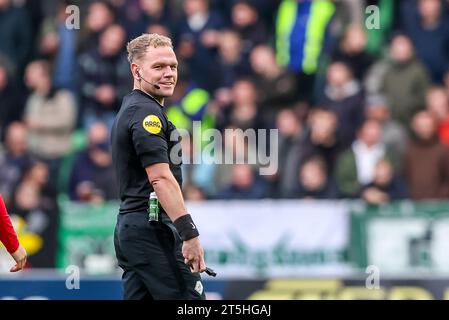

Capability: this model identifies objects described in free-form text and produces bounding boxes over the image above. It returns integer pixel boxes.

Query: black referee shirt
[111,89,183,214]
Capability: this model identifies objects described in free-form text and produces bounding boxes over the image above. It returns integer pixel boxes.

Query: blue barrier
[0,275,226,300]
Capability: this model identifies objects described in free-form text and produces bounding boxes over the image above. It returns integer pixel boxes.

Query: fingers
[10,258,26,273]
[18,258,26,270]
[184,257,202,273]
[199,256,206,273]
[184,258,193,271]
[10,261,22,272]
[9,264,19,272]
[190,259,201,273]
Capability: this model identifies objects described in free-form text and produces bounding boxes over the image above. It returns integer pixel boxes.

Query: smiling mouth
[159,82,174,86]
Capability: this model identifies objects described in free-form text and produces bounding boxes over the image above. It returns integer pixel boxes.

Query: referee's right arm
[130,104,206,274]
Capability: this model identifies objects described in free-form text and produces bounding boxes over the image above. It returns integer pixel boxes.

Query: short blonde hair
[126,33,173,64]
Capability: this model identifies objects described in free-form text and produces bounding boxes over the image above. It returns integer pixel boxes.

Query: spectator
[425,86,449,146]
[0,0,32,74]
[274,109,304,198]
[245,0,278,34]
[176,0,224,91]
[10,160,57,268]
[301,108,342,176]
[216,29,252,88]
[249,44,298,112]
[230,0,268,53]
[329,0,364,39]
[361,159,408,204]
[119,0,171,40]
[216,164,267,199]
[38,0,78,92]
[335,119,393,198]
[0,58,24,141]
[179,132,216,196]
[68,122,118,203]
[218,79,266,131]
[401,0,449,83]
[276,0,335,101]
[78,1,116,53]
[332,24,374,81]
[0,122,35,205]
[214,126,258,192]
[319,61,365,149]
[403,111,449,200]
[380,34,430,126]
[284,155,338,199]
[365,94,408,161]
[78,24,131,129]
[23,60,77,162]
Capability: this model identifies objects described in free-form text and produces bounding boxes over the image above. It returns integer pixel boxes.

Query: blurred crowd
[1,0,449,213]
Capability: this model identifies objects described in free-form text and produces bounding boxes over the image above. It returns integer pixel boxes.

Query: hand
[362,187,389,204]
[10,244,27,272]
[182,237,206,273]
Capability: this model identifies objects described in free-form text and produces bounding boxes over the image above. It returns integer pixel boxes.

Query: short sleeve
[129,104,169,168]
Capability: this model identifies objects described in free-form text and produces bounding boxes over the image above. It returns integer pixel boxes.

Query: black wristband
[173,214,200,241]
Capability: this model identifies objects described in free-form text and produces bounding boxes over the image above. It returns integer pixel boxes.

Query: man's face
[137,46,178,98]
[390,36,413,63]
[250,46,274,75]
[310,110,337,142]
[344,26,366,53]
[327,63,351,87]
[426,89,449,120]
[87,2,113,32]
[300,161,326,191]
[359,121,381,147]
[276,110,300,137]
[232,164,253,189]
[419,0,441,21]
[100,25,125,57]
[25,62,48,90]
[412,112,436,140]
[6,124,27,155]
[233,80,255,105]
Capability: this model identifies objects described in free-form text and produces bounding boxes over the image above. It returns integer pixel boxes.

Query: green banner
[350,201,449,274]
[57,195,119,273]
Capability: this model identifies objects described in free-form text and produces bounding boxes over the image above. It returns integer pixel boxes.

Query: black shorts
[113,211,205,300]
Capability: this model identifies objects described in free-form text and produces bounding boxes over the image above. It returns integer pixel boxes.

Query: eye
[154,65,161,70]
[171,65,178,70]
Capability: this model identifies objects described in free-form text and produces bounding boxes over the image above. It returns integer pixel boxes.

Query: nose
[162,66,176,78]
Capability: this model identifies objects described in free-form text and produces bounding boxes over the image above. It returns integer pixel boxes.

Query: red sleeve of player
[0,195,19,253]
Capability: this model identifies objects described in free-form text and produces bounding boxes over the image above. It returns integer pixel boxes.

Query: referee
[111,33,206,300]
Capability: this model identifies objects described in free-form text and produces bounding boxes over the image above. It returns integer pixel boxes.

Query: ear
[130,63,140,80]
